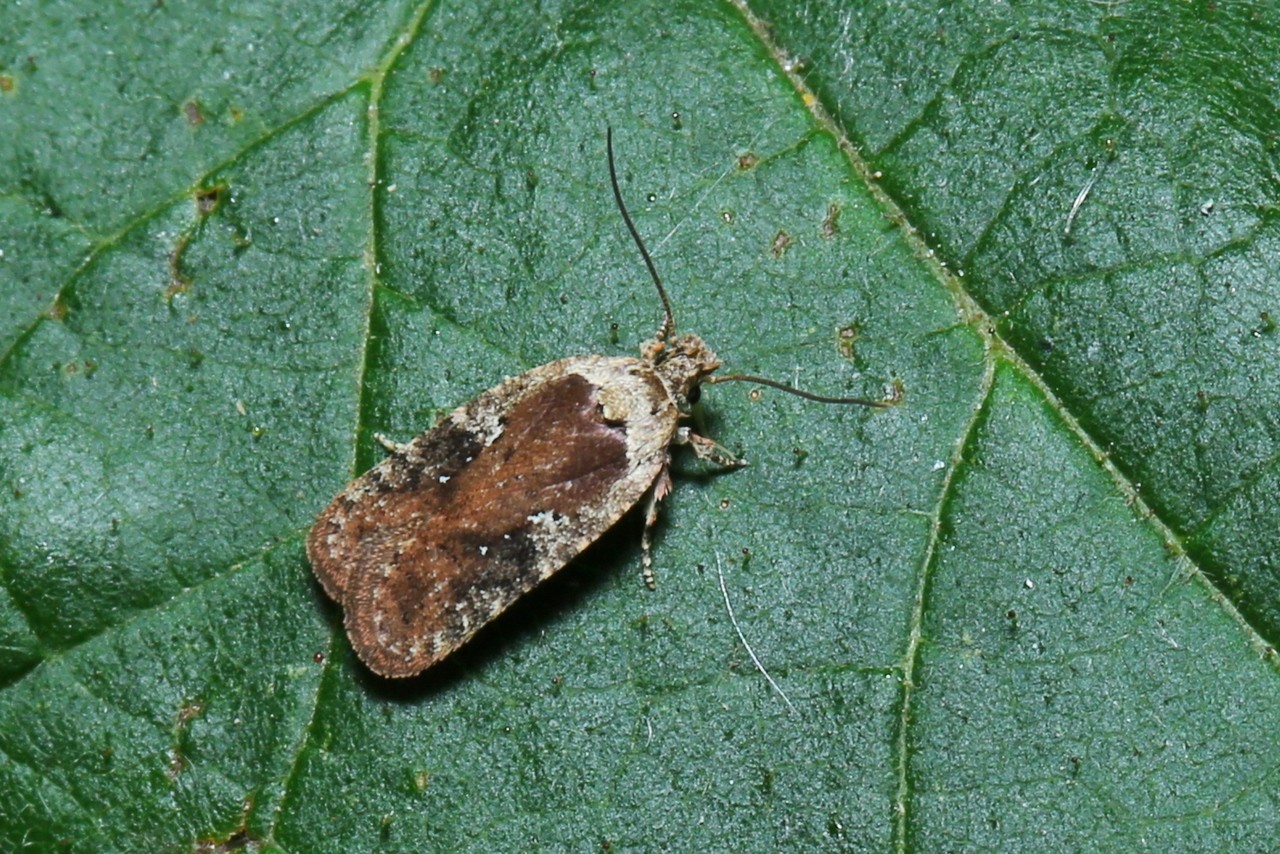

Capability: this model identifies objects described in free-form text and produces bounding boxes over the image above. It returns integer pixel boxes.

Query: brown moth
[306,129,887,678]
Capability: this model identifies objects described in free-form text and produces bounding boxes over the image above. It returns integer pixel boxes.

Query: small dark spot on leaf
[176,699,205,728]
[166,236,192,302]
[837,323,859,359]
[770,230,793,258]
[0,75,14,93]
[887,379,906,405]
[196,184,225,215]
[821,204,841,238]
[183,99,204,126]
[428,67,444,83]
[166,747,187,782]
[737,151,759,170]
[194,826,258,854]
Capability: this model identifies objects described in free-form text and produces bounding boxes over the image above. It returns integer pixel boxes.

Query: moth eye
[687,385,702,405]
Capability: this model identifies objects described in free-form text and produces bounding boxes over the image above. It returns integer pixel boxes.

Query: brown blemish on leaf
[193,829,257,854]
[167,699,205,781]
[822,204,841,238]
[166,748,187,781]
[887,378,906,404]
[59,359,96,378]
[183,99,204,126]
[196,184,225,215]
[737,151,759,171]
[166,233,192,302]
[0,74,14,93]
[175,699,204,729]
[193,797,258,853]
[47,297,68,321]
[428,67,444,83]
[837,323,859,359]
[770,230,793,258]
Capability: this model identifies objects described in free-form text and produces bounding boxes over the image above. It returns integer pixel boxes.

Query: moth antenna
[607,127,676,344]
[705,373,896,408]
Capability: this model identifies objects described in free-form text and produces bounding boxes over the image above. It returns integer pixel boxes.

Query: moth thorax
[649,333,721,401]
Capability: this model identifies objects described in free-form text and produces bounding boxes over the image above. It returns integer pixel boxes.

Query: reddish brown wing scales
[308,371,658,677]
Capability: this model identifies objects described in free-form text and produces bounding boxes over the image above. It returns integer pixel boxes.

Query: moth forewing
[305,348,715,678]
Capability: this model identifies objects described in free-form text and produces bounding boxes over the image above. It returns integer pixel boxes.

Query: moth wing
[307,357,677,677]
[307,412,484,605]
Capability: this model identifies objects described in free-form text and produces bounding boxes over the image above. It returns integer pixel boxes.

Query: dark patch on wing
[308,421,484,601]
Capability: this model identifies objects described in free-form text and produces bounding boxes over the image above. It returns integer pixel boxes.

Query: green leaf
[2,0,1278,850]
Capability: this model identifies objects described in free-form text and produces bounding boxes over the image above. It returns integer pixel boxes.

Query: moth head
[650,332,721,408]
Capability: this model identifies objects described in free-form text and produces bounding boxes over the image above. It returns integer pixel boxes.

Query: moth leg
[641,465,674,589]
[676,427,748,470]
[373,432,412,455]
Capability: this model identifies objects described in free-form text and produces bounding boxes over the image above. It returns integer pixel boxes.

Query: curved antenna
[607,127,675,343]
[705,373,894,408]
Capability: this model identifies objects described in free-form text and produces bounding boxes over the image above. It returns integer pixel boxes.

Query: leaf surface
[2,0,1278,850]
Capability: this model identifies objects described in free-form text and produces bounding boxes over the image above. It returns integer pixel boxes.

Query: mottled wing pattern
[307,357,676,677]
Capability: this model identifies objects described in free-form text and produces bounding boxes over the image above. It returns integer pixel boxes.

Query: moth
[307,129,888,678]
